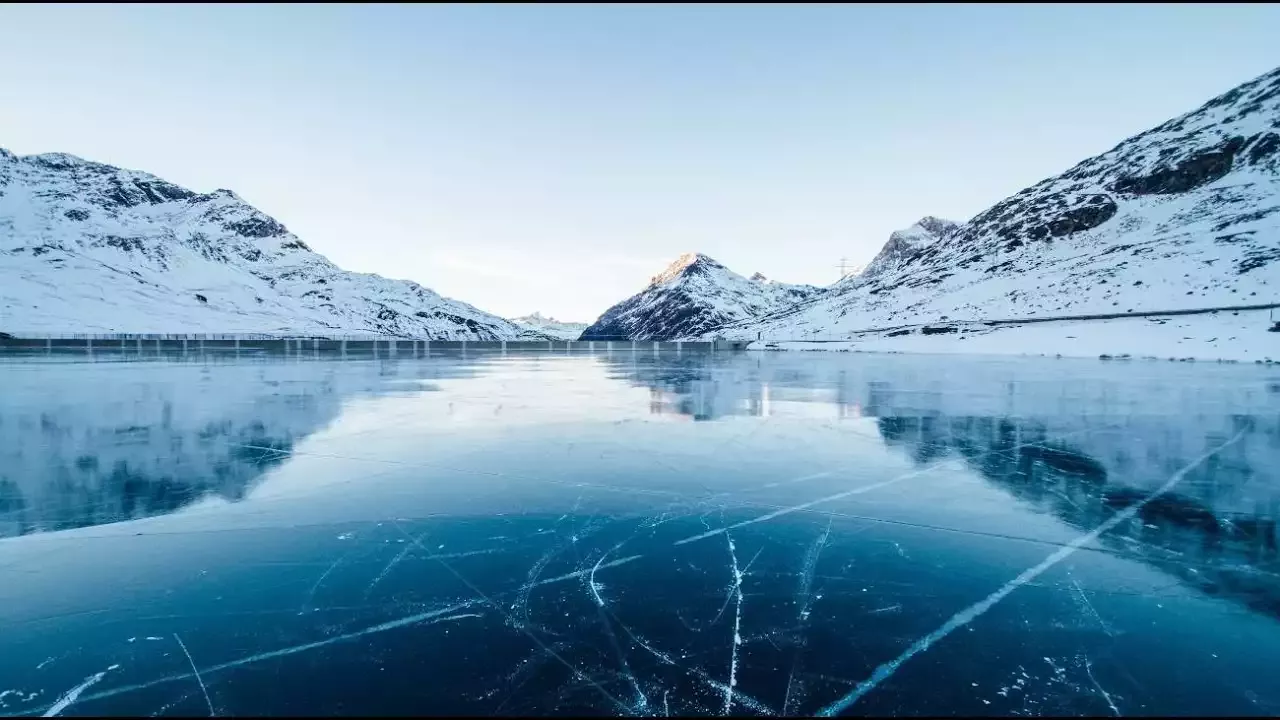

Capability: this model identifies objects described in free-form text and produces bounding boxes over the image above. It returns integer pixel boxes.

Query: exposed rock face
[579,253,821,340]
[858,216,961,280]
[0,150,535,338]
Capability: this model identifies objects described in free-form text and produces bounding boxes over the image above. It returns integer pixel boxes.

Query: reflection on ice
[0,348,1278,716]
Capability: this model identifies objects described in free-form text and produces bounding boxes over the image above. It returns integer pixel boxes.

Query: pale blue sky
[2,4,1277,322]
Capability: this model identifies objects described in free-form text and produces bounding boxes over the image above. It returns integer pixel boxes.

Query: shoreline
[741,309,1280,363]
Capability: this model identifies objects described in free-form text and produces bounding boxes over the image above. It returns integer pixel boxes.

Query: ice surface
[1,347,1278,716]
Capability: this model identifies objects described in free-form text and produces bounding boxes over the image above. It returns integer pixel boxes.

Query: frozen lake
[2,348,1279,716]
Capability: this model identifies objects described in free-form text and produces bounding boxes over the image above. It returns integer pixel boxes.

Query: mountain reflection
[5,350,1278,629]
[0,355,485,538]
[613,352,1280,623]
[883,413,1280,620]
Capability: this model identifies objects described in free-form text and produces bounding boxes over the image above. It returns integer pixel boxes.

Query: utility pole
[837,257,852,280]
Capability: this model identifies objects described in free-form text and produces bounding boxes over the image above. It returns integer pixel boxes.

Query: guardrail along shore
[0,335,750,356]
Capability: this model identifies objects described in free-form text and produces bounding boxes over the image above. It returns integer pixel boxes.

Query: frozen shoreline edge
[740,309,1280,364]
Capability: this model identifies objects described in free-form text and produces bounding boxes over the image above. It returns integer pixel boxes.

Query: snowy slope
[510,312,589,340]
[747,308,1280,363]
[578,252,822,340]
[724,66,1280,340]
[0,149,533,339]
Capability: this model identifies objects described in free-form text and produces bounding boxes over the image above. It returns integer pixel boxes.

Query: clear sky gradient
[2,4,1278,322]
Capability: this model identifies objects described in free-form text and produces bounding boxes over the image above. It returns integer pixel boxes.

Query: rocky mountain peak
[859,216,961,279]
[650,252,723,286]
[582,253,822,341]
[913,216,962,238]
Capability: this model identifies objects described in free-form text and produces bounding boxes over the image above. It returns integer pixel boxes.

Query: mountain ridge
[579,253,821,340]
[510,312,589,340]
[710,65,1280,340]
[0,148,535,339]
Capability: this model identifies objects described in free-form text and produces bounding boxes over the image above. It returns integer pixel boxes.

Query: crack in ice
[785,519,831,715]
[364,530,430,599]
[1084,657,1121,716]
[724,534,744,716]
[299,546,358,614]
[530,554,643,588]
[66,603,481,711]
[816,427,1247,716]
[1070,576,1115,637]
[676,428,1096,546]
[172,634,215,717]
[589,543,622,608]
[619,625,776,716]
[677,461,966,546]
[391,522,631,714]
[42,665,119,717]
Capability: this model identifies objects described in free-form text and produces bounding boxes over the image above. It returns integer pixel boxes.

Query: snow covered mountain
[578,252,822,340]
[722,65,1280,340]
[0,149,533,339]
[510,312,589,340]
